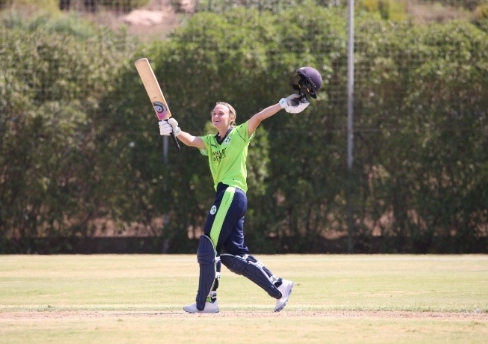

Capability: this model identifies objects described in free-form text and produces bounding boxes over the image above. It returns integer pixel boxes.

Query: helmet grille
[292,73,318,99]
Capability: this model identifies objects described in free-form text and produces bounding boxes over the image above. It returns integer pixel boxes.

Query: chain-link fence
[1,0,487,253]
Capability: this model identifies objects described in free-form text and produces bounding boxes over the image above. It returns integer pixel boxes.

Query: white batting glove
[279,94,310,114]
[158,118,181,136]
[159,120,172,136]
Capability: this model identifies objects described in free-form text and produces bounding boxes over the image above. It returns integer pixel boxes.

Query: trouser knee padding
[196,235,216,310]
[221,254,281,299]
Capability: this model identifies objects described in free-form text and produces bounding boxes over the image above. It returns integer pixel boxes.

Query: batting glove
[279,94,310,114]
[159,118,181,136]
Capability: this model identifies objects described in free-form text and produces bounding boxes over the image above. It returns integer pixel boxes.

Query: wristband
[279,98,287,109]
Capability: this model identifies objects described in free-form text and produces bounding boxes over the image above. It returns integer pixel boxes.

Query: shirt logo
[223,136,231,145]
[210,205,217,215]
[212,148,226,162]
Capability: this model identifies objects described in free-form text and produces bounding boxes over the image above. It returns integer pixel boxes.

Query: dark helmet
[292,67,323,99]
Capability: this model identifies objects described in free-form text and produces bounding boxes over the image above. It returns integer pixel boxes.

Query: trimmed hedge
[1,7,487,253]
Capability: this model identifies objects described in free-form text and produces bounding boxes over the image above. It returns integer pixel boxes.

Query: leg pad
[196,235,216,310]
[221,254,281,299]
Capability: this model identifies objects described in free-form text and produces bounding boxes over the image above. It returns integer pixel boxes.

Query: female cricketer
[159,94,310,313]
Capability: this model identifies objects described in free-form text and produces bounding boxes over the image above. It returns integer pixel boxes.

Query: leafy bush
[474,2,488,19]
[0,0,58,11]
[357,0,408,21]
[1,4,487,253]
[96,0,150,12]
[1,10,100,38]
[416,0,482,11]
[0,13,138,251]
[194,0,337,13]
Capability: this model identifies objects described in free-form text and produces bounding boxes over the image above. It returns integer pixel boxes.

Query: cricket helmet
[292,67,323,99]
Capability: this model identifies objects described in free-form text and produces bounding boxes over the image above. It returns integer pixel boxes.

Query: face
[211,104,235,129]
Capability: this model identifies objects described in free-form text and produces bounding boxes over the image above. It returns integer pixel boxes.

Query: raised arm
[159,118,206,149]
[247,94,310,136]
[247,103,283,136]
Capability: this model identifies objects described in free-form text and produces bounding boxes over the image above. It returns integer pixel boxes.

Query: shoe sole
[183,301,220,314]
[184,310,220,314]
[274,282,294,312]
[183,307,220,314]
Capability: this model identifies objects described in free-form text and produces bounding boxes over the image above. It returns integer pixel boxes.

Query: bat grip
[171,132,181,150]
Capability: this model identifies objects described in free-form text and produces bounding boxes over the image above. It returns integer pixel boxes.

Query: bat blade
[134,58,180,150]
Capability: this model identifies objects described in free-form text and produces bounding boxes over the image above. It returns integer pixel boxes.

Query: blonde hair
[215,102,237,126]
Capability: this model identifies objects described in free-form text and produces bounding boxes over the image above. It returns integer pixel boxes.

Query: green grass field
[1,254,487,343]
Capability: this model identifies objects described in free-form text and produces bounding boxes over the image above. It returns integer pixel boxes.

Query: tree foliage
[1,6,487,253]
[0,13,137,252]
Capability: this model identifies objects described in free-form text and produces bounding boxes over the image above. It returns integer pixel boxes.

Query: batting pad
[196,235,216,310]
[221,254,281,299]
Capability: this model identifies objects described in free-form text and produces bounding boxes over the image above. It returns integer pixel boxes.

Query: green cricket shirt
[199,121,254,192]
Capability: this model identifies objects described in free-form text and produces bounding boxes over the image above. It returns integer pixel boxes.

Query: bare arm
[247,103,283,136]
[176,131,206,149]
[160,119,205,149]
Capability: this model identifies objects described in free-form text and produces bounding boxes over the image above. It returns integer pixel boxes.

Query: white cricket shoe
[274,279,294,312]
[183,301,220,314]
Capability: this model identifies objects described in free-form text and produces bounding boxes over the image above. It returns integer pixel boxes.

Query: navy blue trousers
[203,183,250,256]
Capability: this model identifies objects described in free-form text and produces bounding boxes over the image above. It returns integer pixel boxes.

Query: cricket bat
[134,58,180,150]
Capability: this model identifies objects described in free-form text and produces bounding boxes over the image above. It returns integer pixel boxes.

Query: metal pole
[162,135,169,253]
[346,0,355,253]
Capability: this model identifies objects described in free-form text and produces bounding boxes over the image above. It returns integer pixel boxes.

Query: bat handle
[171,132,181,150]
